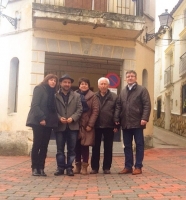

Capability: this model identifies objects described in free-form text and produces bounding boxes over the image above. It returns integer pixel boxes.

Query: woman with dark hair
[26,74,59,176]
[74,77,99,175]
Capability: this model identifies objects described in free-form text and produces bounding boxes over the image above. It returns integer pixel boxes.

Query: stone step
[47,140,124,157]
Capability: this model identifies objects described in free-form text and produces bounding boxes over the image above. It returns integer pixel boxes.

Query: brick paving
[1,148,186,200]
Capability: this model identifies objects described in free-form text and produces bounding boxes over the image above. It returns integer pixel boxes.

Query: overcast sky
[156,0,179,30]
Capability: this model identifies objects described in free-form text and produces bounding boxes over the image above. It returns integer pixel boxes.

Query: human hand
[67,118,73,123]
[115,122,120,125]
[86,126,92,132]
[40,120,46,126]
[141,120,147,126]
[113,128,118,133]
[60,117,67,124]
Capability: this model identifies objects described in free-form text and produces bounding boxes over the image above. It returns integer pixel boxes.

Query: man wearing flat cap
[54,74,83,176]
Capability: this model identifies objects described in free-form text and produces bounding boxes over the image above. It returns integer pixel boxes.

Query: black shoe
[32,168,40,176]
[90,169,98,174]
[66,168,74,176]
[54,168,64,176]
[39,169,47,176]
[103,169,111,174]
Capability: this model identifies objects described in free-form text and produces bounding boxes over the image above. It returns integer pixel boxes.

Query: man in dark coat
[90,77,118,174]
[114,70,151,175]
[54,74,82,176]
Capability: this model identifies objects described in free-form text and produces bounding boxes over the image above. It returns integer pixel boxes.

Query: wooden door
[94,0,107,12]
[65,0,92,10]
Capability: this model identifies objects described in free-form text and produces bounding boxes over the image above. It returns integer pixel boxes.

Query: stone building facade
[0,0,155,155]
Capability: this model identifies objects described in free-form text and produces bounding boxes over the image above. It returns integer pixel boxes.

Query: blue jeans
[122,128,144,169]
[55,129,78,169]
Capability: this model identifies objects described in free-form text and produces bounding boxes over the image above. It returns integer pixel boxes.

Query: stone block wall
[0,131,29,156]
[153,110,165,128]
[154,110,186,138]
[170,114,186,137]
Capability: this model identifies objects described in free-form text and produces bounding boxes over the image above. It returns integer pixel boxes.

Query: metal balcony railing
[164,65,173,87]
[179,52,186,76]
[33,0,136,16]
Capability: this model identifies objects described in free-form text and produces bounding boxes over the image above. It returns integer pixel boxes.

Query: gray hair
[98,77,110,85]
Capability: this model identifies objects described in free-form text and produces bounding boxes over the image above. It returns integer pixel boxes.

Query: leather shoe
[39,169,47,176]
[66,168,74,176]
[118,168,133,174]
[103,169,111,174]
[132,168,142,175]
[90,170,98,174]
[54,168,64,176]
[32,168,40,176]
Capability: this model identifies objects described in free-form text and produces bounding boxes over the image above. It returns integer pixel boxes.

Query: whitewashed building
[154,0,186,136]
[0,0,155,155]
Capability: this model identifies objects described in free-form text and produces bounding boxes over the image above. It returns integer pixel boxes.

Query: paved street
[1,147,186,200]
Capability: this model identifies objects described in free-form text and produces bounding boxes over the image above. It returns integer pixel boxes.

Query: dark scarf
[77,89,89,113]
[45,84,56,113]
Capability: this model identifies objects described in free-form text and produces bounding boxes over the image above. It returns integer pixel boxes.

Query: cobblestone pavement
[1,148,186,200]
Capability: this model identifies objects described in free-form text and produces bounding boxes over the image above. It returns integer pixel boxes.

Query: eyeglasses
[126,75,136,78]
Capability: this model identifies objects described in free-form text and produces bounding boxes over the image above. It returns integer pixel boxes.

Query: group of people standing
[26,70,151,177]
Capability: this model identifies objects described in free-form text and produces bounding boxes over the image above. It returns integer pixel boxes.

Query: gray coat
[26,85,58,128]
[114,84,151,129]
[55,90,83,131]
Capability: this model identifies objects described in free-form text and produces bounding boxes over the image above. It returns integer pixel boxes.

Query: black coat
[114,84,151,129]
[95,90,118,129]
[26,84,58,128]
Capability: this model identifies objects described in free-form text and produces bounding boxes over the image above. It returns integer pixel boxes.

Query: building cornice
[164,42,175,55]
[179,27,186,39]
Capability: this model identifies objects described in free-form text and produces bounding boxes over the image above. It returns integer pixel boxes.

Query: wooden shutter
[65,0,92,10]
[94,0,107,12]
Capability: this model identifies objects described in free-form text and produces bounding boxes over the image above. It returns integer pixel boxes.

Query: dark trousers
[75,139,89,163]
[122,128,144,169]
[55,129,78,169]
[91,128,114,171]
[31,125,52,169]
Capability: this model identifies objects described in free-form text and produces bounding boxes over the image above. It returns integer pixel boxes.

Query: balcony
[32,0,145,40]
[34,0,139,15]
[164,65,173,88]
[179,52,186,77]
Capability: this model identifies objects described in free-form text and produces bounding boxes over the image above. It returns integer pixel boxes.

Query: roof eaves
[170,0,184,15]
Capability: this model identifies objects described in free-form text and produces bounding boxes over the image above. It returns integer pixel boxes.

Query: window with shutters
[117,0,130,14]
[157,98,161,119]
[94,0,107,12]
[142,69,148,88]
[182,84,186,114]
[8,57,19,114]
[108,0,134,15]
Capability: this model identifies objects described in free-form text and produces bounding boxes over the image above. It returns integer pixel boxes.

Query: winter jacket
[95,90,118,129]
[55,90,82,131]
[26,85,58,128]
[114,84,151,129]
[77,90,99,146]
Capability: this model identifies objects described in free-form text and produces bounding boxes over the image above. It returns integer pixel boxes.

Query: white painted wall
[155,0,186,119]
